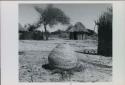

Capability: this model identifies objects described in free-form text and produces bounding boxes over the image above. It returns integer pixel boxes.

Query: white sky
[19,4,112,32]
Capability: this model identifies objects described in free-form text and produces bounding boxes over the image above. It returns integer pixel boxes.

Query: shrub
[19,31,44,40]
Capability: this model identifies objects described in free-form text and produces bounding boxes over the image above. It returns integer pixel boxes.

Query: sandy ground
[19,39,112,82]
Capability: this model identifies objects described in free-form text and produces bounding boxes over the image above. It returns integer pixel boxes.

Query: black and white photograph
[19,3,112,82]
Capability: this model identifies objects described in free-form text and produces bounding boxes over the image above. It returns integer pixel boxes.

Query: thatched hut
[67,22,89,40]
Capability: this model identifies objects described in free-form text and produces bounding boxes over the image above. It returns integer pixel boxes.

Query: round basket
[48,43,77,70]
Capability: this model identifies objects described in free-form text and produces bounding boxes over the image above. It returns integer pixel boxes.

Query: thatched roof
[67,22,88,33]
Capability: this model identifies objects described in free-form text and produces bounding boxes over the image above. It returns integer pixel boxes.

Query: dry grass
[19,39,112,82]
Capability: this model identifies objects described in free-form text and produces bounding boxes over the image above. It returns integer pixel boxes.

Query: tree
[34,5,70,40]
[96,7,112,56]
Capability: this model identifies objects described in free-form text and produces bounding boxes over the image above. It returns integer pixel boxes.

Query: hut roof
[67,22,88,33]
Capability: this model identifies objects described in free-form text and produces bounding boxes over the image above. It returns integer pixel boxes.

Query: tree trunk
[44,24,48,40]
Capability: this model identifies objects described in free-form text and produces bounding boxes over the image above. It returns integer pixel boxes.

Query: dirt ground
[19,39,112,82]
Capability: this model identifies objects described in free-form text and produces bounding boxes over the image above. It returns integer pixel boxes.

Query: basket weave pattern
[48,43,77,70]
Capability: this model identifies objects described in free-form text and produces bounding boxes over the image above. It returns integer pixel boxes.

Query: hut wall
[77,34,82,40]
[74,32,77,40]
[70,32,77,40]
[77,33,86,40]
[69,32,86,40]
[70,32,73,40]
[82,34,86,39]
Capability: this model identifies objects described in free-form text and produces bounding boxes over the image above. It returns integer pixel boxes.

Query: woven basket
[48,43,77,70]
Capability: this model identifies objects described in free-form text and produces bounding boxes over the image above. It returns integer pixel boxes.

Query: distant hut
[67,22,89,40]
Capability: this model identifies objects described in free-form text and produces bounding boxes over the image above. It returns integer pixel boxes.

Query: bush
[19,31,44,40]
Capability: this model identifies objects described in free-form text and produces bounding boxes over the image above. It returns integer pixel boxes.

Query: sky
[19,4,112,32]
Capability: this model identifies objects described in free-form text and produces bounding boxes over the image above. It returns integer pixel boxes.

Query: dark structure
[96,8,112,56]
[67,22,89,40]
[19,24,44,40]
